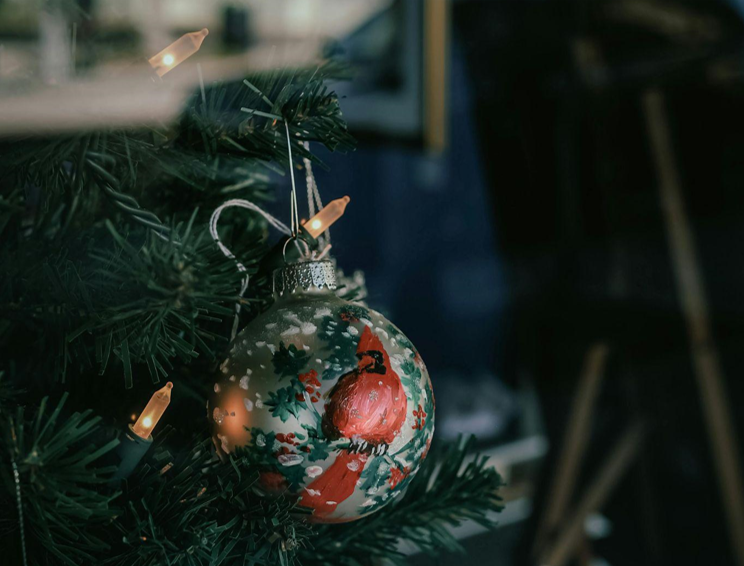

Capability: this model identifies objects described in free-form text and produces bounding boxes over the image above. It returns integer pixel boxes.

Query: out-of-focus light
[303,196,350,239]
[148,29,208,77]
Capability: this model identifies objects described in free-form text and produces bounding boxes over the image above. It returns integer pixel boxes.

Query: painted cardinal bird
[300,325,407,521]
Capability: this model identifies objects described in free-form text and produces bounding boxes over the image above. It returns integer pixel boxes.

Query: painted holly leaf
[300,410,325,441]
[301,421,324,439]
[267,385,305,422]
[423,390,435,432]
[307,440,333,462]
[391,469,416,494]
[278,456,307,488]
[386,323,414,352]
[400,358,421,380]
[272,341,309,379]
[318,309,362,381]
[240,428,277,467]
[296,421,335,461]
[409,424,429,456]
[399,359,423,410]
[358,454,391,493]
[248,427,310,489]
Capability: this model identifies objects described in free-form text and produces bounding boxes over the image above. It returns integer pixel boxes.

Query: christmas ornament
[210,260,435,523]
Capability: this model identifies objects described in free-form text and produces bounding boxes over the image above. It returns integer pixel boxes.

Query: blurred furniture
[643,87,744,566]
[456,1,744,565]
[532,344,645,566]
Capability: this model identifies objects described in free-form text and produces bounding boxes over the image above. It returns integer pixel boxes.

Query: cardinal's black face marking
[357,350,386,374]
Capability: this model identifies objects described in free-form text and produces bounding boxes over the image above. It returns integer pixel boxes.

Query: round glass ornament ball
[210,260,435,523]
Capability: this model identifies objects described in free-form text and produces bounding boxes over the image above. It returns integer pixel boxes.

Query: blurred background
[4,0,744,564]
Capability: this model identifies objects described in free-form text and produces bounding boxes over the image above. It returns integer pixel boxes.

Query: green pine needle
[0,57,504,566]
[301,436,504,566]
[0,394,120,566]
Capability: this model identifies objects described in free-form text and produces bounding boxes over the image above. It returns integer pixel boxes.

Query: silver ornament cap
[273,260,337,297]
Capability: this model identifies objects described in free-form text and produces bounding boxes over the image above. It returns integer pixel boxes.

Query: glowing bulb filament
[148,28,209,77]
[303,196,350,239]
[132,382,173,439]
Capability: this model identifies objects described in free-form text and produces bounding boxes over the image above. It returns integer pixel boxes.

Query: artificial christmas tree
[0,28,503,566]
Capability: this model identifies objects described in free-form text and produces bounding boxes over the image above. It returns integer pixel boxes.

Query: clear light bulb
[132,382,173,439]
[303,196,350,239]
[148,28,209,77]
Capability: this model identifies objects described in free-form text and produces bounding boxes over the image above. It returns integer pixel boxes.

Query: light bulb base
[111,424,153,482]
[127,423,154,443]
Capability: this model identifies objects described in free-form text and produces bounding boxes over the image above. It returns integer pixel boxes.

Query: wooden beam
[539,421,645,566]
[643,88,744,566]
[533,344,608,558]
[423,0,449,153]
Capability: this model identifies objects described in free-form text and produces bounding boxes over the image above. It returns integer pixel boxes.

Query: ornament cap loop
[273,260,337,297]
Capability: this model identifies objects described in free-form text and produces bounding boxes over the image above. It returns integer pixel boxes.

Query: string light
[302,196,350,239]
[132,382,173,439]
[148,29,209,77]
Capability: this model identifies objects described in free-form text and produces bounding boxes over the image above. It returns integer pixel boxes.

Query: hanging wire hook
[284,119,301,239]
[281,117,314,262]
[209,199,291,340]
[209,118,310,339]
[282,235,310,261]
